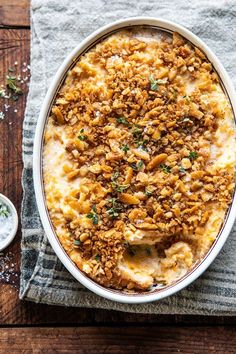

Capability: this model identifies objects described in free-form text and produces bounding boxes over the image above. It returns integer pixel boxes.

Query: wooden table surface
[0,1,235,352]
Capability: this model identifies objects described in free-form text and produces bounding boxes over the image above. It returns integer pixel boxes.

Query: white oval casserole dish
[33,17,236,304]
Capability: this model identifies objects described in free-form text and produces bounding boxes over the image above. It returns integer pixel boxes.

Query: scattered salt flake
[14,61,18,65]
[0,252,19,289]
[4,104,10,112]
[27,65,31,70]
[14,109,18,113]
[23,62,26,66]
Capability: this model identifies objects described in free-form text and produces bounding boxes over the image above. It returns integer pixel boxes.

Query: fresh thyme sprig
[160,164,171,174]
[86,205,99,225]
[106,198,123,219]
[6,75,22,95]
[149,75,166,91]
[188,151,198,161]
[78,128,87,141]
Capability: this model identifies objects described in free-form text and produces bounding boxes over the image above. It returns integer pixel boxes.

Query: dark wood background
[0,1,235,352]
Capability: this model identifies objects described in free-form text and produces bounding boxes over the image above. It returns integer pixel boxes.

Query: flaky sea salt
[0,251,19,289]
[4,104,10,112]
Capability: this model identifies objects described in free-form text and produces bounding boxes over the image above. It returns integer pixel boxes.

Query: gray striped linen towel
[20,0,236,314]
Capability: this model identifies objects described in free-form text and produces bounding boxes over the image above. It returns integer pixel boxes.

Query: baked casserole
[43,28,235,291]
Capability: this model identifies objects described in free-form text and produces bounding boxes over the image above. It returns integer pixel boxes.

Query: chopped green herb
[160,164,171,174]
[149,76,166,91]
[149,75,159,91]
[116,117,130,126]
[142,139,149,146]
[132,125,143,146]
[188,151,198,161]
[132,126,142,139]
[73,240,81,246]
[130,160,144,171]
[86,207,99,225]
[145,188,153,196]
[6,75,22,95]
[92,205,97,213]
[111,172,120,181]
[136,139,149,150]
[78,128,87,141]
[121,144,130,153]
[114,184,130,193]
[111,172,130,193]
[106,198,123,219]
[179,166,186,174]
[137,160,144,170]
[0,203,9,218]
[94,254,101,262]
[107,208,120,218]
[111,182,129,192]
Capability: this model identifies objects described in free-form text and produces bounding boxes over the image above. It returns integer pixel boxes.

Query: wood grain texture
[0,28,29,324]
[0,0,30,27]
[0,326,236,353]
[0,27,30,265]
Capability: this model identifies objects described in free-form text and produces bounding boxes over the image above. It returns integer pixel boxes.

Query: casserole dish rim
[33,16,236,304]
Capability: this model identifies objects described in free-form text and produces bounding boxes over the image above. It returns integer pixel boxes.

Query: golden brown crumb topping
[44,28,235,291]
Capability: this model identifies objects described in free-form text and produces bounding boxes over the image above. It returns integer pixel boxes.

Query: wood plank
[0,326,236,353]
[0,0,30,28]
[0,28,30,324]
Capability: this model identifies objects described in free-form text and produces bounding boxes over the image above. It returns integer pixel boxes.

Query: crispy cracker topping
[44,28,235,291]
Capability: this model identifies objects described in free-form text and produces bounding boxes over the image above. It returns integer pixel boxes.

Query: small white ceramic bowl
[0,193,18,251]
[33,17,236,304]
